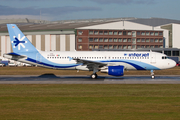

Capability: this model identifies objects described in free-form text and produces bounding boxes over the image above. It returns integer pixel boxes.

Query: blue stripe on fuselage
[8,52,160,70]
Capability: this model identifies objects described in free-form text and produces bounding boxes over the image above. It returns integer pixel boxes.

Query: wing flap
[73,58,107,69]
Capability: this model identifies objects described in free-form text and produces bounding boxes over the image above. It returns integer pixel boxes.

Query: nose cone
[169,60,176,68]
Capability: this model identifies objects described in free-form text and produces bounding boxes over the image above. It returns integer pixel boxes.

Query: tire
[91,74,97,79]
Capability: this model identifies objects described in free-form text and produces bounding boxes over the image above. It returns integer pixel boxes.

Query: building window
[94,31,99,35]
[137,31,140,36]
[109,38,113,42]
[104,45,108,49]
[109,45,113,49]
[99,45,103,49]
[99,38,103,42]
[128,38,131,42]
[155,45,158,48]
[150,32,154,36]
[78,31,83,35]
[146,32,150,35]
[114,31,118,35]
[132,38,136,44]
[114,45,118,49]
[118,38,122,42]
[159,32,163,36]
[146,45,150,48]
[114,38,117,42]
[89,45,93,49]
[78,38,82,42]
[89,38,93,42]
[155,39,158,42]
[128,31,131,35]
[104,31,108,35]
[141,32,145,35]
[94,45,98,49]
[118,45,122,49]
[89,31,93,35]
[132,45,136,49]
[123,45,127,49]
[104,38,108,42]
[128,45,131,49]
[141,39,145,42]
[109,31,113,35]
[150,45,154,48]
[123,31,126,35]
[146,39,149,42]
[137,45,141,49]
[159,39,163,42]
[94,38,98,42]
[155,32,158,36]
[137,38,140,42]
[150,39,154,42]
[132,31,136,37]
[78,45,82,49]
[118,31,122,35]
[123,38,127,42]
[141,45,145,48]
[99,31,103,35]
[160,46,163,48]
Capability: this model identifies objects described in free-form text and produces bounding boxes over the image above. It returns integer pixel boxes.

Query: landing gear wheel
[91,73,97,79]
[150,70,155,79]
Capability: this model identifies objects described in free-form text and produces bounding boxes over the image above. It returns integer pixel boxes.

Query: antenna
[40,10,41,24]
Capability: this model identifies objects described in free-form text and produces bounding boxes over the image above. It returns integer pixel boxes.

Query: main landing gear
[91,67,98,79]
[151,70,155,79]
[91,73,97,79]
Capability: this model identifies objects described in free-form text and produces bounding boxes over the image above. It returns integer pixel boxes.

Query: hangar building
[0,18,180,59]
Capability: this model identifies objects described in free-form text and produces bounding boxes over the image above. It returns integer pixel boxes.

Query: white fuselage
[6,51,175,71]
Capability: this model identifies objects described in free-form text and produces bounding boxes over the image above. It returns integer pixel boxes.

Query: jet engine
[101,66,124,76]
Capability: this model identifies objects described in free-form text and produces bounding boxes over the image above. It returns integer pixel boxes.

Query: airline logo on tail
[12,34,27,50]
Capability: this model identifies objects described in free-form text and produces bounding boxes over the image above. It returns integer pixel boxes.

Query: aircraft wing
[73,58,107,70]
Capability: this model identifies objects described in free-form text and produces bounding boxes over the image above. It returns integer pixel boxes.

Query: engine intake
[101,66,124,76]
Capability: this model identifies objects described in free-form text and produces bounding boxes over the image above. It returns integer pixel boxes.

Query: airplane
[3,24,176,79]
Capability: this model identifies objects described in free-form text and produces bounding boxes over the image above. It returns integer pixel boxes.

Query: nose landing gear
[151,70,155,79]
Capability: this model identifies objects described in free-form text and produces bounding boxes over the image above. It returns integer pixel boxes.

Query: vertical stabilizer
[7,24,38,53]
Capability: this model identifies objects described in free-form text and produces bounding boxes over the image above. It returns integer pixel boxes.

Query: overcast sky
[0,0,180,21]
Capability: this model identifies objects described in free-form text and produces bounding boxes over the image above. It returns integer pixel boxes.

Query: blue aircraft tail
[7,24,38,53]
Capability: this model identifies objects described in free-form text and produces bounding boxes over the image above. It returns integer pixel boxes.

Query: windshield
[162,56,169,59]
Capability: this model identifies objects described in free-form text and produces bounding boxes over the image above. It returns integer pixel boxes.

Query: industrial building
[0,17,180,59]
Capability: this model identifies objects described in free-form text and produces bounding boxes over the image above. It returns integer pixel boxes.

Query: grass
[0,84,180,120]
[0,66,180,75]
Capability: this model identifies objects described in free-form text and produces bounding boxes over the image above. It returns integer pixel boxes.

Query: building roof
[0,17,180,32]
[128,18,180,27]
[0,18,135,32]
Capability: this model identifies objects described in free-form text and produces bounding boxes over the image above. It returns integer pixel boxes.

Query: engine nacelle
[101,66,124,76]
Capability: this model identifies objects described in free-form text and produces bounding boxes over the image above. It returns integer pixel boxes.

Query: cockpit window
[162,56,168,59]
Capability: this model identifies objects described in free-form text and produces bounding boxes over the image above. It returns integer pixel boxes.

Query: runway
[0,74,180,84]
